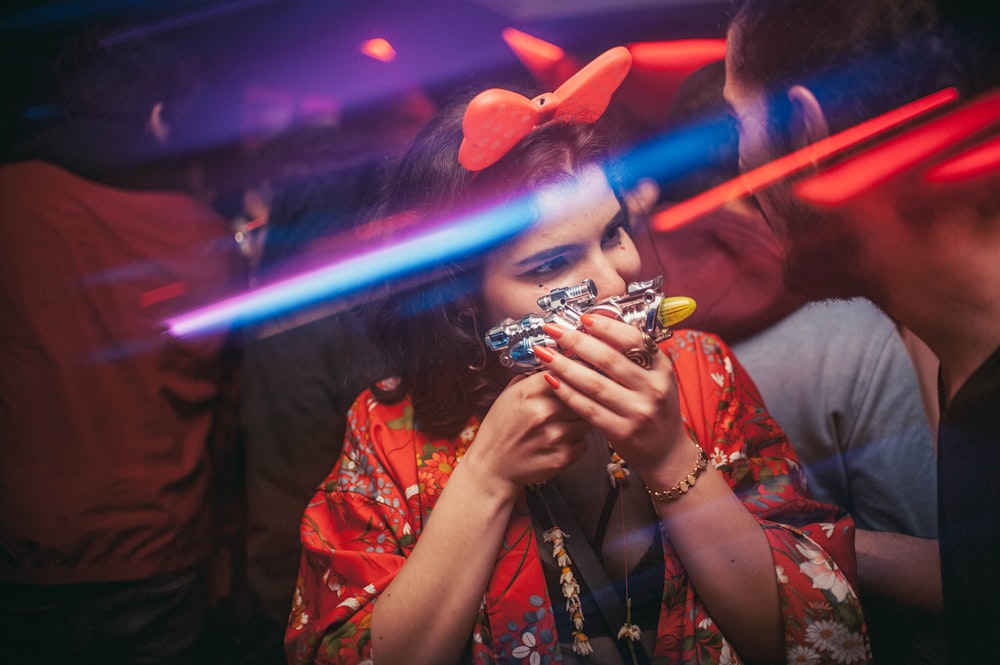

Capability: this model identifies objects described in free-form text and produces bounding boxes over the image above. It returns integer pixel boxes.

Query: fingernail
[544,373,560,389]
[542,323,564,339]
[580,313,596,327]
[533,346,555,362]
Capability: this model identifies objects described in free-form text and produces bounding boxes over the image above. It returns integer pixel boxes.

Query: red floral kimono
[286,330,871,664]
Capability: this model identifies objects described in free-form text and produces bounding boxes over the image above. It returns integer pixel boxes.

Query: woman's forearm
[370,458,520,665]
[649,465,785,665]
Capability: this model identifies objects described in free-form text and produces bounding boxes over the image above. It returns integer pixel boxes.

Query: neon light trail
[651,87,958,232]
[926,133,1000,184]
[796,88,1000,204]
[166,200,536,337]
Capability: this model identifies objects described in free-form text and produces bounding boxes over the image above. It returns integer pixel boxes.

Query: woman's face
[480,166,642,325]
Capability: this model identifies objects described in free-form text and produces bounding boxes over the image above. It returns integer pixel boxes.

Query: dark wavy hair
[362,97,626,438]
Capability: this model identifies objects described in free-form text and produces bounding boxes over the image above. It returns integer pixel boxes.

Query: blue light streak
[166,197,535,337]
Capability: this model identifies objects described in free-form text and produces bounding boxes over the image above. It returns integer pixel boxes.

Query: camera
[484,276,696,372]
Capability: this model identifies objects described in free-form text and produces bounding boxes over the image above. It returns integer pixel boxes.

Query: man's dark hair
[728,0,958,148]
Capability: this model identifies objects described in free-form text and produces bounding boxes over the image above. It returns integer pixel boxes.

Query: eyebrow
[513,208,626,269]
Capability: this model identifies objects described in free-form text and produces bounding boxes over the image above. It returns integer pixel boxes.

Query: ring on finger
[624,331,658,369]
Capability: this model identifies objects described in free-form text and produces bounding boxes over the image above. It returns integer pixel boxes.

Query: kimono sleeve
[671,330,871,661]
[285,392,419,665]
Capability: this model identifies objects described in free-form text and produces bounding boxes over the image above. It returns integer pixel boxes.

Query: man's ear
[787,85,830,150]
[148,102,170,145]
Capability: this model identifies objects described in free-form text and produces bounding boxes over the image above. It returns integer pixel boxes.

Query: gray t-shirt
[733,298,937,538]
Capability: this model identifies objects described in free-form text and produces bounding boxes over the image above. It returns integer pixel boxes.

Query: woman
[286,48,869,665]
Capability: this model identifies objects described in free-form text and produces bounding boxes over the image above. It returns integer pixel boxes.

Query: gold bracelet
[645,445,708,503]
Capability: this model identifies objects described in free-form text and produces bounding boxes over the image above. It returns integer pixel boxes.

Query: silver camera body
[484,276,671,373]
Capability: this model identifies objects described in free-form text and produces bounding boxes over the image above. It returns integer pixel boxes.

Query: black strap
[531,482,652,665]
[593,482,620,557]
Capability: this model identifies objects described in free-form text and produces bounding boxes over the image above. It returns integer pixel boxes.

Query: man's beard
[759,183,883,304]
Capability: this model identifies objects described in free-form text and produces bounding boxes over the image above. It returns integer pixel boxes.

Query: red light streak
[627,39,726,72]
[501,27,576,90]
[243,216,267,232]
[140,281,187,307]
[652,87,958,232]
[797,88,1000,204]
[501,27,565,63]
[926,133,1000,184]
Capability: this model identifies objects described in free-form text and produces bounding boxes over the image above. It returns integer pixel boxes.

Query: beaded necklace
[534,450,642,663]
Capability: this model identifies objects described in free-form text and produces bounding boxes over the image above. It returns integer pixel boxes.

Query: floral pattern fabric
[286,329,870,665]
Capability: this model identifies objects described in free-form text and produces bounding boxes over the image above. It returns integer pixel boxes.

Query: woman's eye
[525,256,569,277]
[601,223,623,246]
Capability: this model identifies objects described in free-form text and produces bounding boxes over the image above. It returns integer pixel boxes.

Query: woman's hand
[462,372,593,494]
[532,315,692,476]
[371,374,590,665]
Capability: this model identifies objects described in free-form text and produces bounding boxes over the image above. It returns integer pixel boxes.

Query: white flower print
[796,538,852,601]
[821,522,836,538]
[511,631,542,665]
[831,631,867,664]
[322,568,343,595]
[795,541,826,565]
[290,587,310,630]
[787,644,822,665]
[719,640,734,665]
[775,565,789,584]
[799,558,851,602]
[804,620,848,651]
[711,372,725,387]
[338,596,362,611]
[709,447,728,467]
[459,424,477,444]
[723,355,734,378]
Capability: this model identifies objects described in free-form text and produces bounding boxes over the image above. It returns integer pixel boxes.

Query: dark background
[0,0,733,171]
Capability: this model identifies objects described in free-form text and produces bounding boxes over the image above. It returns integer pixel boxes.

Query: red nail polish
[544,373,560,389]
[542,323,564,339]
[580,313,596,327]
[533,346,555,362]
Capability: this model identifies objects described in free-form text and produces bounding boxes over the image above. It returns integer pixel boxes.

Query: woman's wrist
[644,442,708,503]
[637,434,706,496]
[452,450,522,507]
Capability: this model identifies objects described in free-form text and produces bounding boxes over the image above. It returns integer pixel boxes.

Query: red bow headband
[458,46,633,171]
